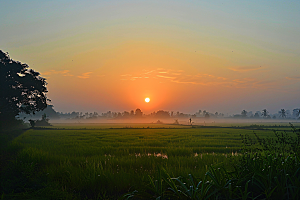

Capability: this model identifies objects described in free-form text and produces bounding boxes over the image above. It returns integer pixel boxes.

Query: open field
[1,123,299,199]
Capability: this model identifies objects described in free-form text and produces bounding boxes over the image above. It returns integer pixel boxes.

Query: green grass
[1,123,297,199]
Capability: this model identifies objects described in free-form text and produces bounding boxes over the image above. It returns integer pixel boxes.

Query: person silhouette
[189,118,192,125]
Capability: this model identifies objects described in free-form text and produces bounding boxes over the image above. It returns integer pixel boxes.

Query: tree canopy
[0,50,49,127]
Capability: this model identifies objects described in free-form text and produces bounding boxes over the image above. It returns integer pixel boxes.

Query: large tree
[0,50,49,127]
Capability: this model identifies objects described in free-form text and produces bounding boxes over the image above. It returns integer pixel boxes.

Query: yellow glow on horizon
[145,97,150,103]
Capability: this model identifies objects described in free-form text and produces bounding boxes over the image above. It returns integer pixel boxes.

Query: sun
[145,97,150,103]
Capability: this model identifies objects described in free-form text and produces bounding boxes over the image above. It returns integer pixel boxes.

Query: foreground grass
[1,124,298,199]
[129,124,300,199]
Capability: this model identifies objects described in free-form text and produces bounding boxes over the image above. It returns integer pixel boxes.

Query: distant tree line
[15,103,300,122]
[42,107,300,121]
[234,108,300,119]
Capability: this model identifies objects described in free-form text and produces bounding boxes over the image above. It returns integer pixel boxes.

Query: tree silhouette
[156,110,170,118]
[279,109,286,118]
[254,112,260,118]
[29,119,35,128]
[261,109,269,118]
[296,109,300,119]
[0,50,49,127]
[135,108,143,117]
[204,112,210,118]
[241,110,247,118]
[130,110,134,116]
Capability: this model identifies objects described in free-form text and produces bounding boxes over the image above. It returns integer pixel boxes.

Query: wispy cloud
[130,77,143,81]
[229,66,262,72]
[232,78,256,84]
[286,76,300,81]
[156,75,176,79]
[121,68,229,85]
[169,73,230,86]
[230,78,280,89]
[142,70,156,75]
[42,70,73,77]
[78,72,92,79]
[120,68,279,89]
[141,68,182,77]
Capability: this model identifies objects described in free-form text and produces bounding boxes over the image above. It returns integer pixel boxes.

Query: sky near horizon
[1,0,299,114]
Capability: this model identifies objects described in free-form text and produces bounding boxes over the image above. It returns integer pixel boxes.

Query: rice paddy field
[1,122,300,199]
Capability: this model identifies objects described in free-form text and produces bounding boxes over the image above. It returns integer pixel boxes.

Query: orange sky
[1,1,299,114]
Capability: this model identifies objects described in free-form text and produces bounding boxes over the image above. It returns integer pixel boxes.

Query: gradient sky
[1,0,299,114]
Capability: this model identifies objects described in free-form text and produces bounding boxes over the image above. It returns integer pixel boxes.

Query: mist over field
[19,104,300,126]
[48,118,300,125]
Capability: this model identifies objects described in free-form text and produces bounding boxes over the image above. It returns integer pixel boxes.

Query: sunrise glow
[145,98,150,103]
[0,1,299,114]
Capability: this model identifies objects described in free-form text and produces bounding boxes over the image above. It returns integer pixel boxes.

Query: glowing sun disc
[145,97,150,103]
